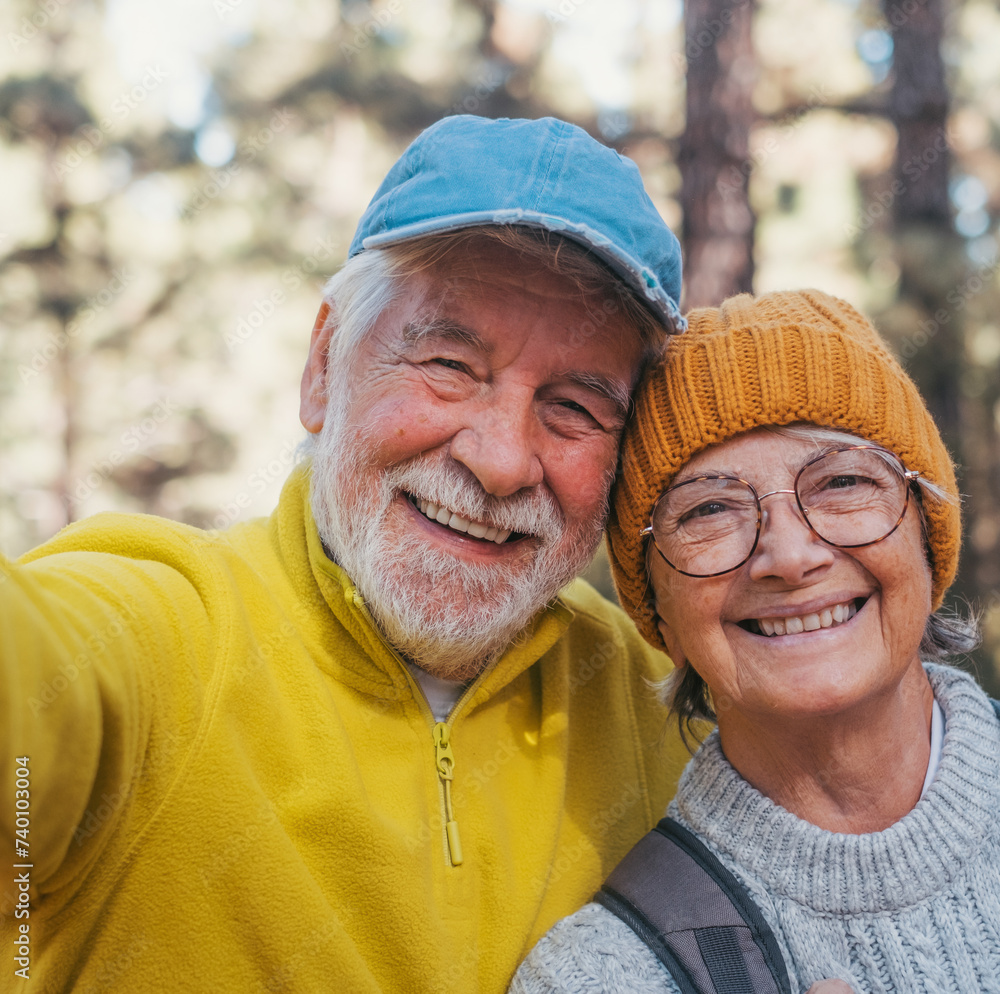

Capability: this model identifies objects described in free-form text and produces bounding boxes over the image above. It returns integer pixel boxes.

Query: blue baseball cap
[348,115,685,332]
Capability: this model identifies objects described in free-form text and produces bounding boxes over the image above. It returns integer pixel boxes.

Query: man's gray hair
[312,225,671,398]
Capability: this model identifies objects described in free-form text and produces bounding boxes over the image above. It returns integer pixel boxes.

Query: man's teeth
[757,600,857,637]
[415,498,512,544]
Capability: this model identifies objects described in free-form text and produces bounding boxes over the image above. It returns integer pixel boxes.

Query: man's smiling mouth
[739,598,866,637]
[407,493,525,545]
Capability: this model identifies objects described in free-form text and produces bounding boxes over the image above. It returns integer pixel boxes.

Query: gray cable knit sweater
[511,664,1000,993]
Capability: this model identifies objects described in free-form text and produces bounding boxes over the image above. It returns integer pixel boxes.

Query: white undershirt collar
[407,662,469,723]
[920,697,945,800]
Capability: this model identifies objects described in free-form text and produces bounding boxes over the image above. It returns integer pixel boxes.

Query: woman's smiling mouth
[740,598,867,637]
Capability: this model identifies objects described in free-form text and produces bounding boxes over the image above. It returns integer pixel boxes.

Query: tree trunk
[886,0,962,438]
[678,0,757,308]
[888,0,950,225]
[885,0,999,689]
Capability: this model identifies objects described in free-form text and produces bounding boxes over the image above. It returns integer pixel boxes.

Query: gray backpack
[596,816,791,994]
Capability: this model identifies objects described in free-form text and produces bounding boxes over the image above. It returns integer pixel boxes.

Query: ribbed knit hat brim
[608,290,961,650]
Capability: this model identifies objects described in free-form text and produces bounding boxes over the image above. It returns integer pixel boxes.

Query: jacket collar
[272,461,575,710]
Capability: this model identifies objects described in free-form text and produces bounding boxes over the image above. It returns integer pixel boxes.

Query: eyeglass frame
[640,444,923,578]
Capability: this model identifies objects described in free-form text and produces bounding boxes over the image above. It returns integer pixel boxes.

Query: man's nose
[448,402,544,497]
[747,490,835,583]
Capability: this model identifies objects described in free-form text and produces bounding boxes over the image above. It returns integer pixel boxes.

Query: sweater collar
[671,664,1000,913]
[272,461,575,710]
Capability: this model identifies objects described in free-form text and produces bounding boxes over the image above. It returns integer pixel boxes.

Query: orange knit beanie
[608,289,961,650]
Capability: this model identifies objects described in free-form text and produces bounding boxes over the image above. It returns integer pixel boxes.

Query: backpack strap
[595,817,791,994]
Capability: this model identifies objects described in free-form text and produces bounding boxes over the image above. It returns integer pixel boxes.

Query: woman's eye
[824,474,865,490]
[681,501,730,521]
[558,400,591,416]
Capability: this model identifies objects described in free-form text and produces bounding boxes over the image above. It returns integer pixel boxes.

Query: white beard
[309,391,609,680]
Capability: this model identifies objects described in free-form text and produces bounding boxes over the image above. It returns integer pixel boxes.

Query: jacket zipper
[350,588,478,866]
[433,722,463,865]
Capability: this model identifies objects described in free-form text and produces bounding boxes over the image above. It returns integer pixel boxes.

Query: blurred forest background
[1,0,998,690]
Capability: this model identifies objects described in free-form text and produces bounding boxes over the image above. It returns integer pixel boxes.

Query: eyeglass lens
[650,447,909,577]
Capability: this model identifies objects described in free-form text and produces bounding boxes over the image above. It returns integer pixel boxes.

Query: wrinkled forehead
[405,247,647,368]
[670,423,877,488]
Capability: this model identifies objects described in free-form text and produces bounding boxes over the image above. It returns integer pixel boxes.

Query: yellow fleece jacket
[1,463,688,993]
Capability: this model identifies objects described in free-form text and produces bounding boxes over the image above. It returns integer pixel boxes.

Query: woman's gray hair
[659,423,981,749]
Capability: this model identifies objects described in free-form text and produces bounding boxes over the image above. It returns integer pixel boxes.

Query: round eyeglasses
[641,445,922,578]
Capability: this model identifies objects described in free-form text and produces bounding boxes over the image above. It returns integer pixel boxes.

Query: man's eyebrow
[400,319,494,356]
[562,371,632,420]
[399,322,630,418]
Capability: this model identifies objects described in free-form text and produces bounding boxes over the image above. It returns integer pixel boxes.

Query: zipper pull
[433,722,463,866]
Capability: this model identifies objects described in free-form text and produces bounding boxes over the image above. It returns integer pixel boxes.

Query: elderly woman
[511,290,998,993]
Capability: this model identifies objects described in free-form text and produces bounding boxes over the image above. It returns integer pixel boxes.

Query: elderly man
[2,116,690,993]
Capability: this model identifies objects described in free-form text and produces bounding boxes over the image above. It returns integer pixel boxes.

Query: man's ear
[300,302,335,434]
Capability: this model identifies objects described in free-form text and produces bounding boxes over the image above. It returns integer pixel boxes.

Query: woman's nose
[747,490,836,582]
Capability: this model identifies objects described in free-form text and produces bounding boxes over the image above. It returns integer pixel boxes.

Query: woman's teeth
[413,497,512,544]
[756,600,857,637]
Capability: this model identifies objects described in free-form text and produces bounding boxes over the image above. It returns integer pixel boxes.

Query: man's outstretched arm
[1,533,210,889]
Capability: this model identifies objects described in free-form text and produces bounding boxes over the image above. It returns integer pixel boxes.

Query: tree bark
[885,0,962,435]
[678,0,757,308]
[887,0,950,224]
[885,0,1000,683]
